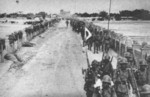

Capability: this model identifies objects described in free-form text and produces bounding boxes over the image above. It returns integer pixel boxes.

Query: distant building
[121,16,137,20]
[59,9,71,18]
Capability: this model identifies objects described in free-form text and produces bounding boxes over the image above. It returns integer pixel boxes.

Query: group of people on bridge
[70,18,150,97]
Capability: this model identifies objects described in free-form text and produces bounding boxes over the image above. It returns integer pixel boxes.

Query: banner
[84,27,92,41]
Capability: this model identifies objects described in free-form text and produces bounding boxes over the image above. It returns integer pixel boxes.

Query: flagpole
[74,0,76,13]
[107,0,112,30]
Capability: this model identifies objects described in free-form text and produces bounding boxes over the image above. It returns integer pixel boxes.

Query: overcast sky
[0,0,150,14]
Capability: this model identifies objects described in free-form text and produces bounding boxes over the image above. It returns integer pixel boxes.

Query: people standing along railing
[0,19,60,63]
[70,18,150,64]
[0,38,6,62]
[70,18,150,97]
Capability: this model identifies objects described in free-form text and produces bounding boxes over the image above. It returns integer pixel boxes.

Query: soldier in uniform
[87,35,93,51]
[124,51,134,68]
[102,34,111,53]
[80,22,85,42]
[98,31,103,51]
[146,55,150,85]
[135,60,148,90]
[113,58,136,97]
[101,54,113,78]
[102,75,116,97]
[94,29,103,54]
[93,28,100,54]
[84,66,95,97]
[95,62,103,79]
[91,60,99,73]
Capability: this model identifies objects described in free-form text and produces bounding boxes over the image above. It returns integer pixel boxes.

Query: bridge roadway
[0,20,135,97]
[0,21,86,97]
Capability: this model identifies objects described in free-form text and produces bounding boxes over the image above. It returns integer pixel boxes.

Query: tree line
[75,9,150,20]
[0,12,48,19]
[0,9,150,20]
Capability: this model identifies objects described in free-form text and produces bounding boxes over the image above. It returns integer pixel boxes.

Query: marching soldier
[146,55,150,85]
[113,58,136,97]
[98,31,103,51]
[80,22,85,41]
[91,60,99,72]
[84,66,95,97]
[101,54,113,78]
[93,29,102,54]
[66,20,69,28]
[86,36,93,51]
[102,34,111,53]
[101,75,116,97]
[95,63,103,79]
[135,60,148,90]
[124,51,134,68]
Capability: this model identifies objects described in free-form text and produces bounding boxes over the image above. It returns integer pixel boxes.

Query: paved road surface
[0,21,87,97]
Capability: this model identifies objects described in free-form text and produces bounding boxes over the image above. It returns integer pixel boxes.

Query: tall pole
[16,0,20,14]
[75,0,77,13]
[108,0,112,30]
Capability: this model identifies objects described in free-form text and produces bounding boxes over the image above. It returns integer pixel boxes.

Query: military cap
[124,52,131,58]
[91,60,98,66]
[102,75,111,83]
[104,54,110,60]
[139,59,147,66]
[120,58,128,64]
[140,84,150,94]
[127,47,133,52]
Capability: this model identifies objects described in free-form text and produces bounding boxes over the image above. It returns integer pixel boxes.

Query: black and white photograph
[0,0,150,97]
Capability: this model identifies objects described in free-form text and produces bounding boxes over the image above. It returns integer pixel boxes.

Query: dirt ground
[0,21,87,97]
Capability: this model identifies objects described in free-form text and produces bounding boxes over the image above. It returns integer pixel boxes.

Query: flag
[84,27,92,41]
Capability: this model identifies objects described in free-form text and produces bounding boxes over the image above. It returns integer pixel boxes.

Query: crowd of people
[0,19,60,62]
[70,18,150,97]
[70,19,112,54]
